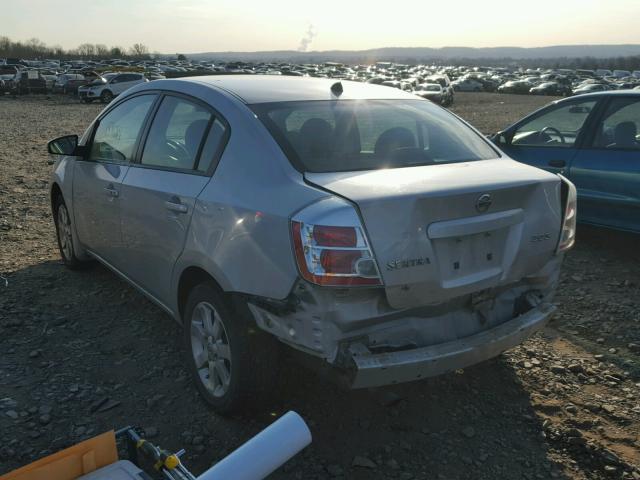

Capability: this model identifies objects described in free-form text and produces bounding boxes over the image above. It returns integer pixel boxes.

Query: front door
[500,97,600,174]
[119,93,227,301]
[568,96,640,232]
[73,93,157,265]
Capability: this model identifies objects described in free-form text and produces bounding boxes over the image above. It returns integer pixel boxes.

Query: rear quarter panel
[163,80,328,306]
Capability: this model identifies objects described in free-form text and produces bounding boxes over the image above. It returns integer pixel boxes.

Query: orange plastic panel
[0,431,118,480]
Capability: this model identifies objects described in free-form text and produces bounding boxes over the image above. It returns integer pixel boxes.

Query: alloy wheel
[57,204,73,260]
[190,301,232,398]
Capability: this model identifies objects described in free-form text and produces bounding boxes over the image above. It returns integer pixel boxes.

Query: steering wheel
[540,126,566,145]
[166,139,191,163]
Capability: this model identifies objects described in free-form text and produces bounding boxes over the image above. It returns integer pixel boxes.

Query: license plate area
[431,228,507,288]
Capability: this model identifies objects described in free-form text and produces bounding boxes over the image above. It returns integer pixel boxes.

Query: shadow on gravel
[1,260,571,479]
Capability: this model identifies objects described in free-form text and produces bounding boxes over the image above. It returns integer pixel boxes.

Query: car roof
[561,90,640,101]
[173,75,421,104]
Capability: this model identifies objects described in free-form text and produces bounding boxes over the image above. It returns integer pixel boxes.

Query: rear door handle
[548,159,566,168]
[165,199,188,214]
[104,185,119,197]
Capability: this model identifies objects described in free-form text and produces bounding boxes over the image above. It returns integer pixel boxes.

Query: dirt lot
[1,92,639,479]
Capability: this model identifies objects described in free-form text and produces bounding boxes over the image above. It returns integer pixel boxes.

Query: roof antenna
[331,81,343,96]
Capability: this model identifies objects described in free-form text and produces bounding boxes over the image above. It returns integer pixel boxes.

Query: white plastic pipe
[197,411,312,480]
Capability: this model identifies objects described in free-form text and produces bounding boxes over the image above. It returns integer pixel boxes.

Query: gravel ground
[1,92,639,480]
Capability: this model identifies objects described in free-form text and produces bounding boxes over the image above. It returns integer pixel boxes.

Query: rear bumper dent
[347,302,555,388]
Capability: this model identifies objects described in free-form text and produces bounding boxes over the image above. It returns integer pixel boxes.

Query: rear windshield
[252,100,497,172]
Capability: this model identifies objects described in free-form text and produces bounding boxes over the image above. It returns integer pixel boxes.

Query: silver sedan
[48,76,575,413]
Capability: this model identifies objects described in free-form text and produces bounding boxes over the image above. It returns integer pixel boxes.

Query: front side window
[253,99,497,173]
[593,98,640,150]
[88,94,156,163]
[512,99,597,148]
[140,95,212,171]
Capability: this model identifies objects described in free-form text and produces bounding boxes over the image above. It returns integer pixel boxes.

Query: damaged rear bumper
[345,302,555,389]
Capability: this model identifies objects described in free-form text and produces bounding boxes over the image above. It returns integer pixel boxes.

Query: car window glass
[512,99,597,148]
[254,100,496,173]
[196,118,227,173]
[110,76,121,84]
[594,98,640,150]
[88,94,156,163]
[141,95,212,170]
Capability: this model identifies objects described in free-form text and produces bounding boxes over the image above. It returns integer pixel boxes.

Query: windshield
[252,99,497,173]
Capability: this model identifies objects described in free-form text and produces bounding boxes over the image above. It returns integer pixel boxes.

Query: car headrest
[374,127,416,157]
[614,121,638,148]
[299,118,333,157]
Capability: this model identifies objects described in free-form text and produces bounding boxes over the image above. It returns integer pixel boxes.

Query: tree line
[3,36,640,72]
[0,37,153,60]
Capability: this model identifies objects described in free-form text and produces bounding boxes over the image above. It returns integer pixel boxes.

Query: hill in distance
[184,44,640,63]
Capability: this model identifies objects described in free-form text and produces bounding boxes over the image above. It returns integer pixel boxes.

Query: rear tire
[53,196,91,270]
[100,90,113,103]
[183,282,279,414]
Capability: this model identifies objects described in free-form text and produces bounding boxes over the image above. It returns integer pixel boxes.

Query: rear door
[499,97,601,174]
[568,95,640,231]
[119,93,229,301]
[73,93,157,265]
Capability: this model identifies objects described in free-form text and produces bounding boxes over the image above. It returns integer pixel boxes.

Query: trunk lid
[305,159,563,309]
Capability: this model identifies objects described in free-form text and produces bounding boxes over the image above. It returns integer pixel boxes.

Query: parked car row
[3,57,640,102]
[0,65,151,102]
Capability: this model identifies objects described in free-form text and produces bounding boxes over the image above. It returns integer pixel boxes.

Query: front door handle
[548,159,566,168]
[165,199,188,214]
[104,185,119,197]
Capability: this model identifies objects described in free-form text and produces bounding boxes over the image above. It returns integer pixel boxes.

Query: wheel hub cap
[190,302,232,398]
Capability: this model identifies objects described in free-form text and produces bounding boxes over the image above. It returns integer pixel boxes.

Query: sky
[2,0,639,53]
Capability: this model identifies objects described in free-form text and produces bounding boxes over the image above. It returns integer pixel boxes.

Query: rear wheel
[53,196,90,270]
[100,90,113,103]
[183,282,279,414]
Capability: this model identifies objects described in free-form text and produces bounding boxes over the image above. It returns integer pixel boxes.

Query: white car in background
[81,72,147,103]
[413,83,444,104]
[78,73,119,103]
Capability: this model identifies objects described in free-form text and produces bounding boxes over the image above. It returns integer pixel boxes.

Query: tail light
[557,175,577,252]
[291,199,382,287]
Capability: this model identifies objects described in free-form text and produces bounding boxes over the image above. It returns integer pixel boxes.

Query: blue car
[492,91,640,233]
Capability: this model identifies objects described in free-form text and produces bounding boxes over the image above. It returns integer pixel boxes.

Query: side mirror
[47,135,85,164]
[48,134,78,155]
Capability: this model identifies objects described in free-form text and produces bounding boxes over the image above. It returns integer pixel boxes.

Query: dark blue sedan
[492,91,640,233]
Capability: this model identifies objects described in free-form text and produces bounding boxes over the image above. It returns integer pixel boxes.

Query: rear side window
[89,94,156,163]
[252,99,497,172]
[141,95,212,171]
[121,74,141,82]
[196,118,227,173]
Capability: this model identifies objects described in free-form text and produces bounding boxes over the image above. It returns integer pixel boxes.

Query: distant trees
[0,36,152,60]
[177,54,187,61]
[129,43,149,58]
